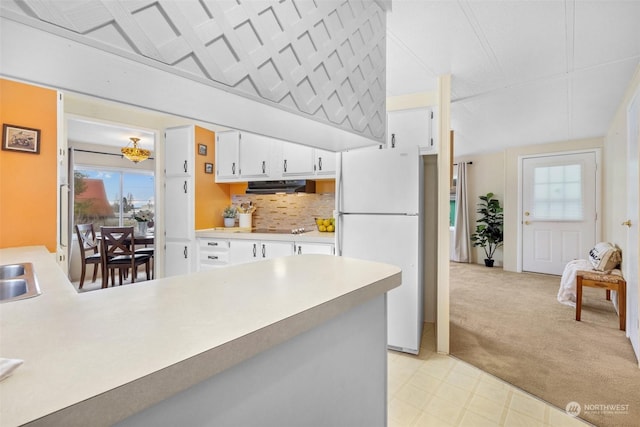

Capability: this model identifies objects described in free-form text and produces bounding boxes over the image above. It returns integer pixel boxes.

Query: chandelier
[121,137,150,163]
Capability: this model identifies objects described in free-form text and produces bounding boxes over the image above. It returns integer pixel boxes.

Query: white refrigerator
[337,147,424,354]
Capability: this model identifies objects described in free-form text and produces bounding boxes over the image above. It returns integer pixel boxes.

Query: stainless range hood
[246,180,315,194]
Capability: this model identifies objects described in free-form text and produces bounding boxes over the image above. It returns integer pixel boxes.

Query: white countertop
[195,228,335,243]
[0,246,399,426]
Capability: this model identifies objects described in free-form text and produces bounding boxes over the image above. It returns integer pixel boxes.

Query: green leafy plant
[470,192,504,264]
[222,205,237,218]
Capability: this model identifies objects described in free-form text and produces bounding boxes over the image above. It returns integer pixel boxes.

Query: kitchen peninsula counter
[0,246,400,427]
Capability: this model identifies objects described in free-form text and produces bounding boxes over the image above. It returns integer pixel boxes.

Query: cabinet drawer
[199,251,230,270]
[198,238,230,250]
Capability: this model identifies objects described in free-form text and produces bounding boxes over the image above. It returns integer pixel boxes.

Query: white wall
[454,152,505,266]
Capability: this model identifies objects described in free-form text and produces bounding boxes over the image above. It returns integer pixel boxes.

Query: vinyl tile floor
[388,324,591,427]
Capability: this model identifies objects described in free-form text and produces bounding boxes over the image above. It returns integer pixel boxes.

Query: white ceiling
[386,0,640,156]
[67,0,640,158]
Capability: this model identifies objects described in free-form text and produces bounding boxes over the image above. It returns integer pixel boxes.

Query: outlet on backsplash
[231,193,335,230]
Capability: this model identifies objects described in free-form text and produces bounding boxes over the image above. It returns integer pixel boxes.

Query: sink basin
[0,263,41,303]
[0,264,25,279]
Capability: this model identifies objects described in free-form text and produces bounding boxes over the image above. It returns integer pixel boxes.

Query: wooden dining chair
[100,226,151,288]
[75,224,102,289]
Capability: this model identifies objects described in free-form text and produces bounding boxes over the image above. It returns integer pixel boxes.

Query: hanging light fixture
[121,137,150,163]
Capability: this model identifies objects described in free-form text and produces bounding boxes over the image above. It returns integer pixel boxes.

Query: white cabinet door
[230,240,293,265]
[239,132,272,178]
[229,240,259,265]
[282,143,315,176]
[216,131,240,180]
[387,108,434,152]
[165,126,194,177]
[314,149,336,176]
[165,241,193,277]
[262,241,294,259]
[294,242,335,255]
[165,177,194,240]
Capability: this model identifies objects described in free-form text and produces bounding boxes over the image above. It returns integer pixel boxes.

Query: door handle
[183,160,188,173]
[208,255,218,260]
[262,160,266,173]
[524,220,531,225]
[318,157,322,171]
[262,244,266,258]
[252,243,257,257]
[622,220,632,227]
[283,159,288,172]
[391,133,396,148]
[524,211,530,216]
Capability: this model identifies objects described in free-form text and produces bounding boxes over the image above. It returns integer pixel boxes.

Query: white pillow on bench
[588,242,621,271]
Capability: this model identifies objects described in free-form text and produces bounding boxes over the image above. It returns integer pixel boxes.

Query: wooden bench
[576,270,626,331]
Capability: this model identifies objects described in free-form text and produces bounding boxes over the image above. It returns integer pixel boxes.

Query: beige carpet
[450,262,640,427]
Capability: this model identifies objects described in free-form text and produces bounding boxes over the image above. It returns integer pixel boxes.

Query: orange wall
[0,79,58,252]
[194,126,231,229]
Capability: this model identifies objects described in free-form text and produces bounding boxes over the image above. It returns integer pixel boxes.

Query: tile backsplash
[231,193,335,230]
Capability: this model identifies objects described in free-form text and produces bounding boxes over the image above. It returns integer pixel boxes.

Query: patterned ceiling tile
[8,0,386,141]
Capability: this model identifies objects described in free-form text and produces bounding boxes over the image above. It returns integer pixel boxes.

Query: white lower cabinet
[166,241,194,277]
[294,242,335,255]
[198,238,231,270]
[230,240,294,265]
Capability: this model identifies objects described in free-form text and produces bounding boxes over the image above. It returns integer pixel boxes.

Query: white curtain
[452,163,470,262]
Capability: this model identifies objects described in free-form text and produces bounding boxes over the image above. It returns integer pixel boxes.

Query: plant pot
[224,217,235,227]
[484,259,494,267]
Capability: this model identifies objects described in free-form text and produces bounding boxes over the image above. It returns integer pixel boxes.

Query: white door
[339,214,422,353]
[339,147,420,214]
[521,152,598,275]
[239,132,272,178]
[165,126,193,177]
[626,90,639,361]
[215,131,240,180]
[282,143,315,176]
[165,241,192,277]
[314,149,336,176]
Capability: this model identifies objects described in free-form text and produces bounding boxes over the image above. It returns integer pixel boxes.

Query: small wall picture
[2,124,41,154]
[198,143,207,156]
[204,162,213,174]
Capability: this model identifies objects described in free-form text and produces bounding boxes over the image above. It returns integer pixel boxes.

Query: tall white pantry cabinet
[164,126,196,277]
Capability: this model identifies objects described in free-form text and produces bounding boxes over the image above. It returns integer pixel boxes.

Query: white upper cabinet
[238,132,273,178]
[165,126,194,177]
[282,143,315,176]
[314,148,337,176]
[215,130,337,182]
[216,131,240,180]
[387,108,436,153]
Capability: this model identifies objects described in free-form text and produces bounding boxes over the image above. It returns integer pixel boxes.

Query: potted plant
[470,192,504,267]
[222,205,237,227]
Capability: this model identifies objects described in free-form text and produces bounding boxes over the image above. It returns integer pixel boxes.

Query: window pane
[531,164,583,220]
[74,167,154,230]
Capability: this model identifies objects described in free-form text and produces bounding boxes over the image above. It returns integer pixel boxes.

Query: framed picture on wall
[198,143,207,156]
[204,162,213,174]
[2,124,41,154]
